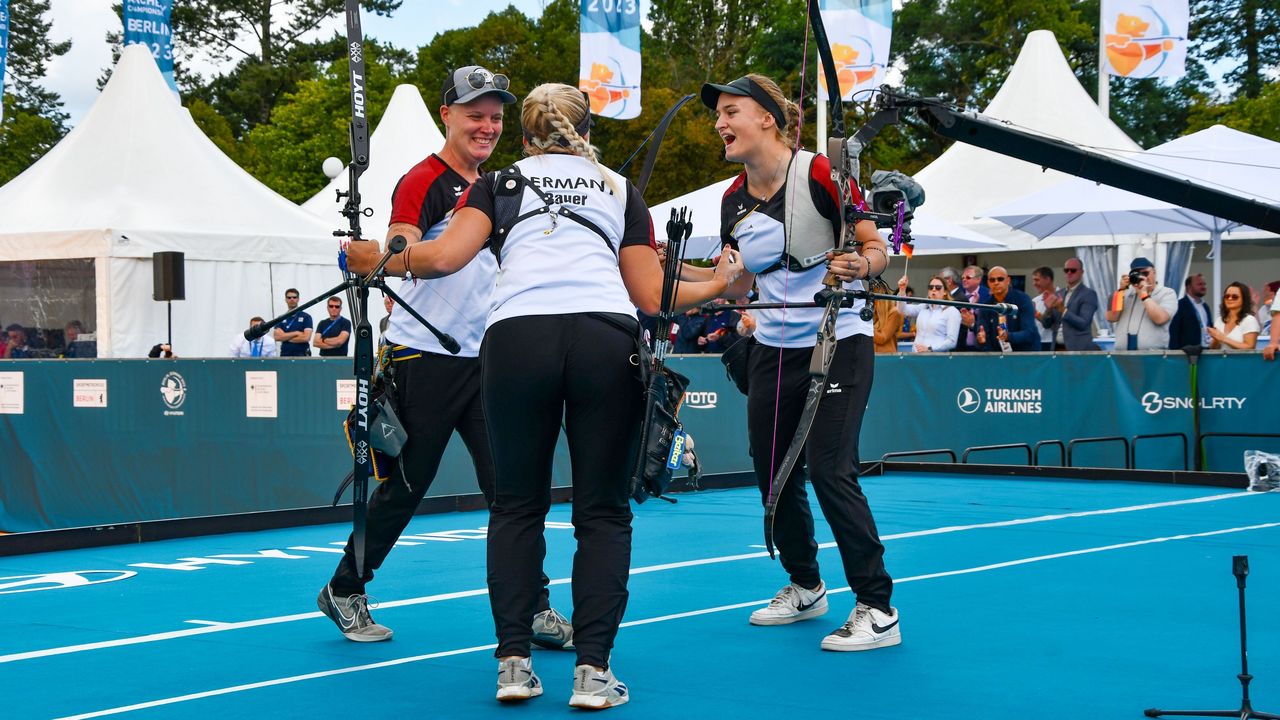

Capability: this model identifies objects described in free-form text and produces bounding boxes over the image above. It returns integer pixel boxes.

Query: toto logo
[160,371,187,410]
[684,391,718,409]
[0,570,137,595]
[957,387,982,414]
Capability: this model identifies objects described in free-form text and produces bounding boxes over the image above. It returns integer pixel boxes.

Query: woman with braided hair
[347,82,741,708]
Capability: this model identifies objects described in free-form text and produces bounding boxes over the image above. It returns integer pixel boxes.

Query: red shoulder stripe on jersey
[723,171,748,201]
[809,153,840,206]
[389,154,452,228]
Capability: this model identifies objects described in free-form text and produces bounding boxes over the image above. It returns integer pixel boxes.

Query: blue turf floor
[2,473,1278,719]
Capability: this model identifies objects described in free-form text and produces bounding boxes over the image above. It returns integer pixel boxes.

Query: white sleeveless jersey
[462,154,654,328]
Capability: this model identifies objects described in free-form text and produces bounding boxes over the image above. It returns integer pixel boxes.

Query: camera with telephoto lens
[1128,269,1146,286]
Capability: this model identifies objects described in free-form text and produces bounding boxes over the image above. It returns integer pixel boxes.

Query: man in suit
[1168,273,1212,349]
[974,266,1038,352]
[1041,256,1100,351]
[955,265,995,351]
[940,266,964,303]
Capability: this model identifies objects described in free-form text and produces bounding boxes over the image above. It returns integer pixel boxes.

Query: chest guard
[759,150,836,275]
[487,164,614,266]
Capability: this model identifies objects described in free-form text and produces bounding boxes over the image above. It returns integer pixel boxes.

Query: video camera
[863,170,925,227]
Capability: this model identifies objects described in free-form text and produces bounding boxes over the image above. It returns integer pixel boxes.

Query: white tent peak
[914,30,1141,249]
[302,83,446,235]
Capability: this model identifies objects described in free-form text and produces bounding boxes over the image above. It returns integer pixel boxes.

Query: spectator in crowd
[701,298,740,353]
[378,293,393,338]
[1106,257,1176,351]
[673,307,707,354]
[148,342,176,358]
[975,266,1038,352]
[60,320,97,358]
[956,265,994,351]
[897,285,916,343]
[1040,257,1099,351]
[1030,266,1058,351]
[897,275,960,352]
[274,288,313,356]
[5,324,34,359]
[230,317,279,357]
[1264,282,1280,361]
[1168,273,1212,349]
[1207,281,1259,350]
[872,297,902,354]
[736,309,756,338]
[313,296,352,356]
[1257,280,1278,339]
[939,266,964,302]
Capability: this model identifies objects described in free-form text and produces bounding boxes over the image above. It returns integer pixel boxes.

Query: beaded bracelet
[862,246,888,278]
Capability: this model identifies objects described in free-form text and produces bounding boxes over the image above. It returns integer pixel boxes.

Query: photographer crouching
[1106,257,1177,350]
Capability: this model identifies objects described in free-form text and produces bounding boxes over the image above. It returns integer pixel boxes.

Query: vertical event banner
[0,0,9,123]
[123,0,178,92]
[578,0,641,119]
[1101,0,1188,78]
[818,0,893,101]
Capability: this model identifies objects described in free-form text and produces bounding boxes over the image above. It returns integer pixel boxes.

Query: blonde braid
[524,84,622,196]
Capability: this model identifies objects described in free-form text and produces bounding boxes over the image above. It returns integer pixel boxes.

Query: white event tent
[913,30,1142,251]
[0,45,344,358]
[302,84,446,236]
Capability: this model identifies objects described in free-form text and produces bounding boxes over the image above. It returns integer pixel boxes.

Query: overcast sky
[42,0,569,126]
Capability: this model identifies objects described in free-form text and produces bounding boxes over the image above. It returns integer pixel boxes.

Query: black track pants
[482,314,641,669]
[746,333,893,611]
[329,352,550,612]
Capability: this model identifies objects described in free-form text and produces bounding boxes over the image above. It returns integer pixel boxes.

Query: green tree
[0,0,71,184]
[1191,0,1279,99]
[0,101,64,184]
[1186,80,1280,140]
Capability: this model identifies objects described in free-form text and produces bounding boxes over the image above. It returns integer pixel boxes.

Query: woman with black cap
[698,72,900,653]
[347,81,741,708]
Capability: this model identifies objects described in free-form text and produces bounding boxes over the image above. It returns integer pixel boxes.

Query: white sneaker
[496,656,542,702]
[569,664,629,709]
[749,581,829,626]
[821,603,901,651]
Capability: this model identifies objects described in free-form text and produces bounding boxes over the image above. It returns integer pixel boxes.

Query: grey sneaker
[531,607,574,650]
[820,602,901,651]
[569,664,629,709]
[749,581,828,626]
[316,584,393,642]
[496,656,542,702]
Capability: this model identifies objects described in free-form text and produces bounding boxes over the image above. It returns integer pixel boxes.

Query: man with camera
[1105,257,1177,351]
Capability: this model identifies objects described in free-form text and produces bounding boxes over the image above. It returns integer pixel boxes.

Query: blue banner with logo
[0,0,9,123]
[578,0,641,119]
[123,0,178,93]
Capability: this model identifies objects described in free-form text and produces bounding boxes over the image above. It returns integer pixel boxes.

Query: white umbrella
[981,125,1280,298]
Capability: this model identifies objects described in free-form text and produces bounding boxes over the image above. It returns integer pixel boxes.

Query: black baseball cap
[700,76,787,129]
[442,65,517,106]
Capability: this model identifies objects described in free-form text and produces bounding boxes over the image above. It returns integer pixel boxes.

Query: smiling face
[1032,271,1053,294]
[441,95,505,168]
[714,94,778,164]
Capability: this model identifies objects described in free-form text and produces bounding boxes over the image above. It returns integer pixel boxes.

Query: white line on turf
[54,520,1280,720]
[0,490,1257,666]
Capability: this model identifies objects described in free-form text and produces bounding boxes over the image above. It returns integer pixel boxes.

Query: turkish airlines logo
[957,387,981,414]
[0,570,137,595]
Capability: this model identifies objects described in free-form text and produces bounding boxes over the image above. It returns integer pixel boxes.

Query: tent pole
[1211,228,1222,306]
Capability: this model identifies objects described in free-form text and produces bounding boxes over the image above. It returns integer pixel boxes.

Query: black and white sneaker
[496,656,543,702]
[569,664,629,709]
[749,581,829,626]
[316,584,393,642]
[821,602,901,651]
[531,608,575,650]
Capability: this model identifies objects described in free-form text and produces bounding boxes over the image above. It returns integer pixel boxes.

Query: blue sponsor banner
[123,0,178,93]
[0,0,9,123]
[578,0,641,119]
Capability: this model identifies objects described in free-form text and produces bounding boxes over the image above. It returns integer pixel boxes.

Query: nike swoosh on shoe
[871,619,899,633]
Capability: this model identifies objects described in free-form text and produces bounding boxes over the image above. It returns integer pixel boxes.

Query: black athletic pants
[329,351,550,612]
[746,333,893,612]
[482,314,641,669]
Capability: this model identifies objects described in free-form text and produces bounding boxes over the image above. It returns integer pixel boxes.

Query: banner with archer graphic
[817,0,893,102]
[123,0,179,93]
[0,0,9,123]
[578,0,641,119]
[1101,0,1188,79]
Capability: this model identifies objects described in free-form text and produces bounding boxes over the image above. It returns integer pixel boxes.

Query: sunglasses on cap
[454,69,509,94]
[443,66,516,106]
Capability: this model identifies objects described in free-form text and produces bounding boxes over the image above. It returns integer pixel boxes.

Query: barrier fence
[0,351,1274,532]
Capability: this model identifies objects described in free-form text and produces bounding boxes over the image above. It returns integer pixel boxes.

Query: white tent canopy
[0,45,345,358]
[649,177,1004,259]
[981,124,1280,298]
[913,30,1143,250]
[302,84,446,237]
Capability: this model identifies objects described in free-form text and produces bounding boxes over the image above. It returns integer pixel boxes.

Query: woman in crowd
[1208,280,1259,350]
[898,275,961,352]
[696,72,900,652]
[873,297,903,354]
[347,82,740,708]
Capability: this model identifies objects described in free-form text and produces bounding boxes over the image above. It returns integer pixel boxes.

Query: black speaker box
[153,251,185,301]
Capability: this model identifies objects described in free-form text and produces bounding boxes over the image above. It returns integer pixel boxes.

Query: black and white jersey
[385,154,495,357]
[462,154,654,327]
[720,153,872,348]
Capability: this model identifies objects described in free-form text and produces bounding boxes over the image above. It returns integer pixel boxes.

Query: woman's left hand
[825,251,868,283]
[345,240,382,275]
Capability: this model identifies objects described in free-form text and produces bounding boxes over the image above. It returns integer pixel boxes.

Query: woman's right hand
[897,275,909,292]
[713,245,743,288]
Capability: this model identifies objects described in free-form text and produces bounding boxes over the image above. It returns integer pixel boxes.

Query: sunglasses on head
[452,70,509,95]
